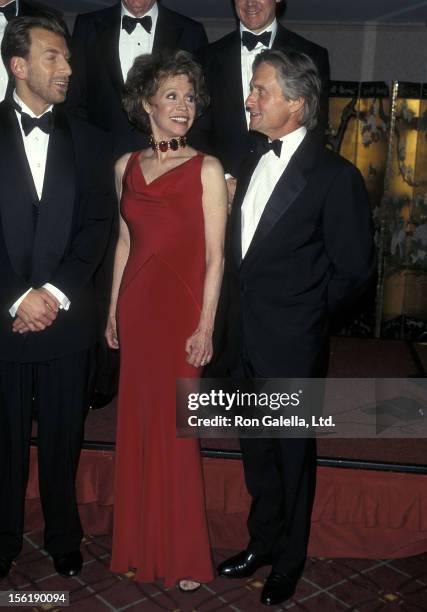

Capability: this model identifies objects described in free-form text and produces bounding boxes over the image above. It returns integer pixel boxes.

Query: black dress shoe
[90,391,115,410]
[261,571,297,606]
[217,550,271,579]
[52,550,83,578]
[0,557,12,581]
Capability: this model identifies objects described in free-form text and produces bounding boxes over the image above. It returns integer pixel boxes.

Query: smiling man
[214,50,375,606]
[237,0,280,32]
[0,12,114,581]
[195,0,330,192]
[0,0,64,100]
[67,0,208,157]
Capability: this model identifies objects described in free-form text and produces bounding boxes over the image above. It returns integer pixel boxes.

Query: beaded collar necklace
[149,135,186,152]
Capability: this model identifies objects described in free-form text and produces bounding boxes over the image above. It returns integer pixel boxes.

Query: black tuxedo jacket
[193,24,330,177]
[18,0,43,14]
[67,2,208,158]
[0,101,115,363]
[17,0,60,15]
[213,131,375,377]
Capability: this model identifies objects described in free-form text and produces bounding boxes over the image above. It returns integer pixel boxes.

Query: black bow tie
[241,30,271,52]
[257,137,282,158]
[122,14,152,35]
[20,111,53,136]
[0,1,17,21]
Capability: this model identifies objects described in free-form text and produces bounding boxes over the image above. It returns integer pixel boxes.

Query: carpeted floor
[1,531,426,611]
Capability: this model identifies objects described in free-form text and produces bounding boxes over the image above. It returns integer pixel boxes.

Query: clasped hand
[13,288,59,334]
[185,327,213,368]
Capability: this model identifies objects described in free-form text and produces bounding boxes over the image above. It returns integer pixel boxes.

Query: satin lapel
[244,162,306,263]
[218,32,248,133]
[97,5,123,95]
[153,6,182,52]
[0,102,38,279]
[272,24,291,51]
[31,111,75,286]
[231,152,262,267]
[243,133,321,264]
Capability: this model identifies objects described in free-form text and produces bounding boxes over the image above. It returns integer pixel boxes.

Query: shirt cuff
[43,283,71,311]
[9,287,32,318]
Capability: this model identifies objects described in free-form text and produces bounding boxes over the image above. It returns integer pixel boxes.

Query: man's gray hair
[253,49,321,130]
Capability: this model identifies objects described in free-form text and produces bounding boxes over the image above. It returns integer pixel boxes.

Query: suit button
[241,283,246,293]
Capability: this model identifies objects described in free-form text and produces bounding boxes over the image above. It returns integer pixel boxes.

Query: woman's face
[144,74,196,142]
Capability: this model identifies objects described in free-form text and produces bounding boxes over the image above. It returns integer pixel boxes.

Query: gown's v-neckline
[138,152,200,187]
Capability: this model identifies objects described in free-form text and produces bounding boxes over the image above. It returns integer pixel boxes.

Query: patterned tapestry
[327,81,427,341]
[327,81,390,337]
[380,83,427,340]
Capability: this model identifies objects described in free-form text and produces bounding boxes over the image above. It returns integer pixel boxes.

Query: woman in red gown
[105,51,227,590]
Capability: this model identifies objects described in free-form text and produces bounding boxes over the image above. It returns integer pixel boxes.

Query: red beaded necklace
[149,135,187,153]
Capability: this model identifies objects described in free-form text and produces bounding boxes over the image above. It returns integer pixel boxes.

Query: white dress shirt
[9,92,71,317]
[240,19,277,128]
[241,126,307,258]
[119,1,159,82]
[14,91,50,200]
[0,0,18,101]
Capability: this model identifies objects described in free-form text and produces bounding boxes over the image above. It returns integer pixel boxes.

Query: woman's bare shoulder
[115,152,133,177]
[201,154,225,177]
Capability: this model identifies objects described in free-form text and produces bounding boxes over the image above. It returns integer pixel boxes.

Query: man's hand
[226,176,237,213]
[12,317,32,334]
[13,288,59,333]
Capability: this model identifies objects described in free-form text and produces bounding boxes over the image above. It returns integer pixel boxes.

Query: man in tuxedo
[67,0,208,157]
[67,1,208,410]
[0,13,114,580]
[215,50,375,606]
[195,0,329,193]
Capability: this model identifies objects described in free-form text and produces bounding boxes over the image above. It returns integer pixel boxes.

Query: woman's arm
[185,155,228,368]
[105,153,132,349]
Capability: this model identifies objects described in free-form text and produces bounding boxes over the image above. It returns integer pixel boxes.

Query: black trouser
[0,348,95,558]
[240,436,316,578]
[235,357,317,580]
[93,339,119,397]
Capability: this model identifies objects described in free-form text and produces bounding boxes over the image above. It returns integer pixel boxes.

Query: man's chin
[249,120,262,132]
[50,94,67,105]
[48,88,69,104]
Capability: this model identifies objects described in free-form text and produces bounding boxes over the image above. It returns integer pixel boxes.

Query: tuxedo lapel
[0,102,38,279]
[153,6,182,52]
[243,133,321,264]
[31,110,75,286]
[272,24,291,51]
[230,152,262,267]
[96,5,123,94]
[245,163,307,263]
[18,1,32,13]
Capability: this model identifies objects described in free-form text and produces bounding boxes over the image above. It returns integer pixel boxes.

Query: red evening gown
[111,151,214,586]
